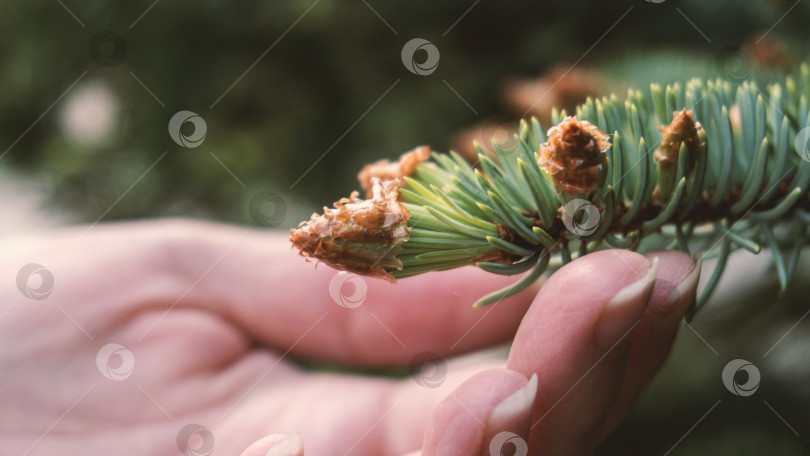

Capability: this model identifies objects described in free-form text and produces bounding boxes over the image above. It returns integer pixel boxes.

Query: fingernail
[594,257,658,351]
[265,433,304,456]
[664,252,702,308]
[486,373,538,436]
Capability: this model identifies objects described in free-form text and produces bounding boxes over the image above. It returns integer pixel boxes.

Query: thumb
[507,249,660,453]
[420,368,538,455]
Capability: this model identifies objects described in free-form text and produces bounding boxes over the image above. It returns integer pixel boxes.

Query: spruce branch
[291,64,810,316]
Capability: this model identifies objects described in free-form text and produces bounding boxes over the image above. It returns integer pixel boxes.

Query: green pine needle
[294,63,810,316]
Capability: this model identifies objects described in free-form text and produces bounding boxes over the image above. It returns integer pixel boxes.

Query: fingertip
[528,249,653,313]
[507,249,654,372]
[486,372,538,436]
[642,250,701,319]
[505,249,658,453]
[593,256,657,351]
[422,369,532,456]
[602,250,701,435]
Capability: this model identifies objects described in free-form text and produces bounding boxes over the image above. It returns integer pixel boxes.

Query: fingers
[601,250,701,435]
[0,219,533,367]
[420,369,537,456]
[241,433,304,456]
[506,250,659,454]
[231,248,699,456]
[169,220,535,366]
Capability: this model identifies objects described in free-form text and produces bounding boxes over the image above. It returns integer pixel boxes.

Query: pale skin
[0,219,699,455]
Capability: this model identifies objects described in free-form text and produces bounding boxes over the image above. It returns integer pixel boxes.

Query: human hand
[0,219,699,455]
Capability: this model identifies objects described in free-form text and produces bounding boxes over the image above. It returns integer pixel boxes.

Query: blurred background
[1,0,808,453]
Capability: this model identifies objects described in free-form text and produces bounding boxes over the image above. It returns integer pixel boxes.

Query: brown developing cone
[289,178,410,282]
[538,116,610,195]
[654,109,703,173]
[357,146,430,198]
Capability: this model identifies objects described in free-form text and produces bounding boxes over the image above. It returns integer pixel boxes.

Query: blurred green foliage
[1,0,807,225]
